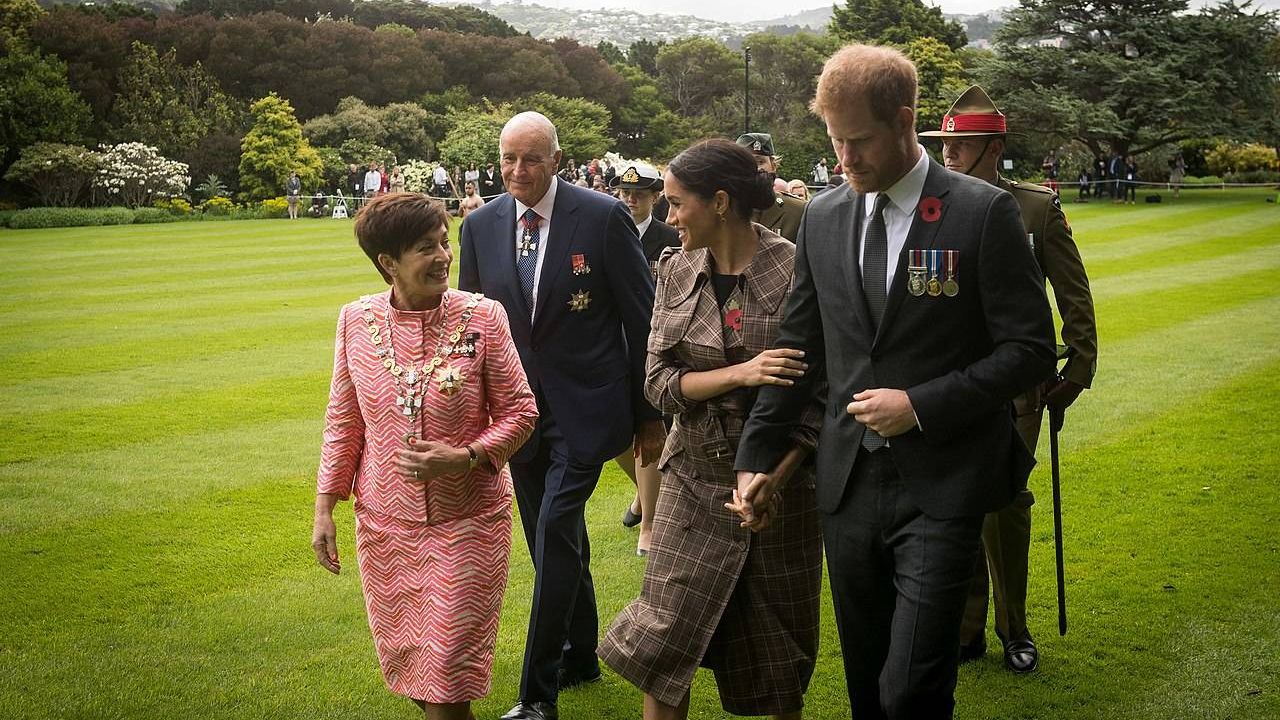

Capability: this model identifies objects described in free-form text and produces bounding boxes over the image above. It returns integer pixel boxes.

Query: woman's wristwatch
[466,444,479,470]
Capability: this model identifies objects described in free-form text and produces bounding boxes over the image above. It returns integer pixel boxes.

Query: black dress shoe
[499,701,558,720]
[1003,635,1039,674]
[557,662,602,690]
[622,505,642,527]
[958,637,987,663]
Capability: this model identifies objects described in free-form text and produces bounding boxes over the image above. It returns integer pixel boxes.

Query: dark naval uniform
[922,84,1098,675]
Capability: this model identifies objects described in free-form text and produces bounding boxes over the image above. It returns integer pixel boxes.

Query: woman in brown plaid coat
[600,139,825,720]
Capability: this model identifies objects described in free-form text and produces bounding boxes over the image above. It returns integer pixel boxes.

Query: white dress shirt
[513,178,559,321]
[859,146,930,292]
[634,213,653,240]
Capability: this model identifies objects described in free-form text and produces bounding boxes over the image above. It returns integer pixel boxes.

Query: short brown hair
[354,192,449,283]
[811,44,918,126]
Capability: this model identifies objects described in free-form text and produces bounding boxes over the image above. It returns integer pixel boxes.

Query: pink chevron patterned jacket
[317,289,538,523]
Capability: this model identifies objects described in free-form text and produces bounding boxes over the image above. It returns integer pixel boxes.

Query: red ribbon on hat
[941,113,1007,133]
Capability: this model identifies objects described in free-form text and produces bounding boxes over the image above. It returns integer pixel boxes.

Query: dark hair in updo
[667,138,777,221]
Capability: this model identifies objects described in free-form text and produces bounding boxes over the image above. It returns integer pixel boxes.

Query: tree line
[2,0,1276,208]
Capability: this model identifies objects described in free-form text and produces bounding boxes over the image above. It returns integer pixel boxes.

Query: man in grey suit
[733,45,1056,719]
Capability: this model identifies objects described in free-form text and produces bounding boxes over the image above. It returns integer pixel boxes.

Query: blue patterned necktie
[861,193,890,452]
[517,209,541,312]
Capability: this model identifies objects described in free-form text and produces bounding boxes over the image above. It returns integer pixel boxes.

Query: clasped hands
[394,438,470,483]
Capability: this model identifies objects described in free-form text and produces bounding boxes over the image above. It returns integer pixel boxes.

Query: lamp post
[743,46,751,134]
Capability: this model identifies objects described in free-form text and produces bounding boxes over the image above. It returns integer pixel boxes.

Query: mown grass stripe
[1087,242,1280,299]
[0,418,321,535]
[1078,208,1278,272]
[0,373,326,464]
[0,316,339,381]
[1084,266,1280,345]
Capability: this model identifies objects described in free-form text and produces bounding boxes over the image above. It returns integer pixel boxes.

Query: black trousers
[823,448,984,720]
[509,408,604,704]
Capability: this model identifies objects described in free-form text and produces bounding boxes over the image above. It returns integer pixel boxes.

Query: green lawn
[2,188,1278,719]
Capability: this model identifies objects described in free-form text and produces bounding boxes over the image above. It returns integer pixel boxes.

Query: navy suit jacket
[459,178,661,464]
[736,158,1056,519]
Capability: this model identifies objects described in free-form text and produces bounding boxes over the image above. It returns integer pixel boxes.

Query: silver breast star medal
[435,364,465,396]
[568,290,591,312]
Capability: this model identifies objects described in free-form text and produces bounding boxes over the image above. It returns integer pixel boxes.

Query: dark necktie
[517,209,541,312]
[862,193,891,329]
[861,193,891,451]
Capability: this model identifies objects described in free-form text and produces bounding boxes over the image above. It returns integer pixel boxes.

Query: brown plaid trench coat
[600,226,825,715]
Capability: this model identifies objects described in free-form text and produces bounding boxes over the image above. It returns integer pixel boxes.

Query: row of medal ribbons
[908,248,960,298]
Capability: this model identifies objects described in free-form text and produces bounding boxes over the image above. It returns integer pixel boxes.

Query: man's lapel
[493,196,531,325]
[875,159,951,344]
[533,179,579,328]
[836,185,874,341]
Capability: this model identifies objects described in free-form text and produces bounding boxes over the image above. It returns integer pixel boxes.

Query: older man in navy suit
[459,112,665,720]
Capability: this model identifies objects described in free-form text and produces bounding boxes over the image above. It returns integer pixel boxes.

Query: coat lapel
[875,159,951,344]
[533,179,579,329]
[836,186,874,341]
[493,196,531,325]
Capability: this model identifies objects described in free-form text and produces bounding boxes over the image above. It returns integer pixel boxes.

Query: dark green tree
[0,34,92,167]
[627,38,665,77]
[111,41,243,157]
[596,40,625,66]
[238,93,323,200]
[655,37,739,117]
[830,0,968,50]
[982,0,1279,157]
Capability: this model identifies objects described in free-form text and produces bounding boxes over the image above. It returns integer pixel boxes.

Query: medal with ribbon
[571,253,591,276]
[908,249,927,297]
[926,249,943,297]
[942,249,959,297]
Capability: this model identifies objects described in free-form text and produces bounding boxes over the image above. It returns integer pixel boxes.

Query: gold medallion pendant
[435,364,465,396]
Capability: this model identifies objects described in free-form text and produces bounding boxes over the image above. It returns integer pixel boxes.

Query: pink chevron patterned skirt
[353,502,513,703]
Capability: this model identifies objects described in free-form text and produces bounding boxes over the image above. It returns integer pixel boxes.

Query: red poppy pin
[918,196,943,223]
[724,305,743,332]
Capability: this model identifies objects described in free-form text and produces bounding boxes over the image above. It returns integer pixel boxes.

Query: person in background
[465,164,480,195]
[389,165,406,194]
[312,192,538,720]
[922,84,1098,676]
[309,190,330,218]
[787,179,810,200]
[609,162,680,557]
[349,163,364,209]
[432,163,451,199]
[735,132,806,242]
[364,164,383,199]
[459,181,484,219]
[1168,150,1186,198]
[1123,155,1138,204]
[286,171,302,219]
[600,138,824,720]
[1041,150,1059,194]
[481,162,502,201]
[812,157,830,186]
[379,163,391,195]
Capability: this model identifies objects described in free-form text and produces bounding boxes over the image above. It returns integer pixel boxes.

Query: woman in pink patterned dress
[312,193,537,720]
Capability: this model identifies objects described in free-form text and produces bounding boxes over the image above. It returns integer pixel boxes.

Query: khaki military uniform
[752,192,805,243]
[959,177,1098,647]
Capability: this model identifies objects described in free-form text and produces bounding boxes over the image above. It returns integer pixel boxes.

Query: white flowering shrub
[400,160,434,194]
[94,142,190,208]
